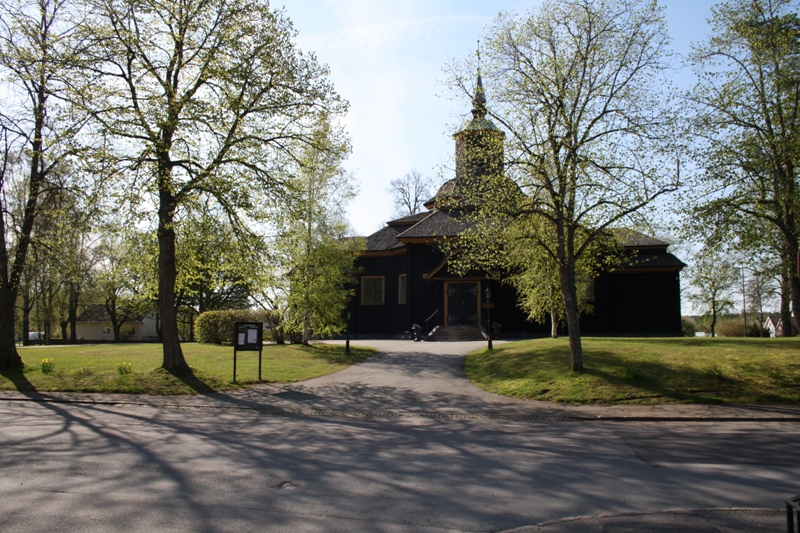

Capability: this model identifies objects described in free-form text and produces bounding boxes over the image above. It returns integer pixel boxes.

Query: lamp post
[485,285,493,350]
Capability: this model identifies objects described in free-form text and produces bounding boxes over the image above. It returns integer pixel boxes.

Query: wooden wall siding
[354,239,683,338]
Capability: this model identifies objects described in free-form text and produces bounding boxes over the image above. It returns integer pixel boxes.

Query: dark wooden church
[351,75,685,340]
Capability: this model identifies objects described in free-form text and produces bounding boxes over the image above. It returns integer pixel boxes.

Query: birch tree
[274,119,362,345]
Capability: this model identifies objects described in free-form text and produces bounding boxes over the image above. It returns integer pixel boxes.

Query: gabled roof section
[364,224,407,252]
[387,212,430,226]
[617,249,686,270]
[614,229,670,248]
[397,210,468,240]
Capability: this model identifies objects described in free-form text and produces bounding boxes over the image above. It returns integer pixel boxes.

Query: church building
[351,74,685,340]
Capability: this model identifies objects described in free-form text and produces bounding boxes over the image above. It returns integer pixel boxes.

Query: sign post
[233,322,263,383]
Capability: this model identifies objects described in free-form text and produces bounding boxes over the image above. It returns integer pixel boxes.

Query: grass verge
[466,337,800,404]
[0,343,375,395]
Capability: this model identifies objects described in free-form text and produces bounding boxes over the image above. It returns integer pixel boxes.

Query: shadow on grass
[305,344,375,365]
[580,350,783,404]
[0,366,37,392]
[165,368,217,394]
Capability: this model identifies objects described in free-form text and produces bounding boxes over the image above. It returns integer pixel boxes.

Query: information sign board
[233,322,264,382]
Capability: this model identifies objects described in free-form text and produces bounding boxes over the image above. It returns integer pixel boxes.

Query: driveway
[0,339,797,532]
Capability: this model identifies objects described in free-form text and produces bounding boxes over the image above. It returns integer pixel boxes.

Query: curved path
[229,340,569,420]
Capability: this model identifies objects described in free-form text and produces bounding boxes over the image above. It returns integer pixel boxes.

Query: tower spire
[472,41,486,120]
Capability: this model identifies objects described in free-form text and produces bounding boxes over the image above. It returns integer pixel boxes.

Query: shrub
[716,317,765,337]
[119,325,136,342]
[195,309,282,345]
[716,317,747,337]
[681,317,696,337]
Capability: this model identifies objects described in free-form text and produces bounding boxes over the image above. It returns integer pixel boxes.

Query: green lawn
[466,337,800,404]
[0,342,375,395]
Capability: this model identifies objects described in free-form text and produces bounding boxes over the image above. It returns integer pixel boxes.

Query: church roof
[364,224,406,251]
[387,212,430,226]
[396,210,467,240]
[614,229,671,248]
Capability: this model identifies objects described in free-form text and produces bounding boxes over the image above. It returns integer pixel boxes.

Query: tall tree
[274,119,362,345]
[0,0,92,367]
[686,0,800,335]
[688,251,738,337]
[83,0,346,370]
[447,0,680,370]
[387,169,432,218]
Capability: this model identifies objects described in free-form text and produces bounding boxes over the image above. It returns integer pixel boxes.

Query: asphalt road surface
[1,340,797,532]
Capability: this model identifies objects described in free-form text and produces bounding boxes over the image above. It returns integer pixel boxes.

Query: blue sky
[279,0,719,236]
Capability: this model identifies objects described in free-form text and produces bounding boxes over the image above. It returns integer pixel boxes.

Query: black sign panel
[234,322,263,351]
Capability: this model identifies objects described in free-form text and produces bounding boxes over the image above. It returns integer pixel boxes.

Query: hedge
[195,309,281,345]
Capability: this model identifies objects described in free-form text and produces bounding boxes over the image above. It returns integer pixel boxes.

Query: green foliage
[684,0,800,327]
[446,0,680,370]
[116,362,133,375]
[195,309,278,345]
[687,251,738,337]
[0,0,96,367]
[681,318,697,337]
[272,117,364,345]
[119,325,136,342]
[82,0,348,369]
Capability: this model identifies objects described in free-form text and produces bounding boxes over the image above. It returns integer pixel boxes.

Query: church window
[362,276,385,305]
[398,274,407,304]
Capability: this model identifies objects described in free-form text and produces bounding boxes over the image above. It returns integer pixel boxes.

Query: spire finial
[472,41,486,120]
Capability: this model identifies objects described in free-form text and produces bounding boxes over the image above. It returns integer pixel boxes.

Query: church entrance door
[446,282,479,326]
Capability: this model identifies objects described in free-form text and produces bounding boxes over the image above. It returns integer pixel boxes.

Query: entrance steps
[426,325,485,342]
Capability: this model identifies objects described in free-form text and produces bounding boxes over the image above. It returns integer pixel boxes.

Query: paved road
[1,340,797,532]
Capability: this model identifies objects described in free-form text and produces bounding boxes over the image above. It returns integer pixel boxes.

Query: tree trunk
[158,187,189,371]
[302,309,312,346]
[0,284,23,367]
[559,260,583,372]
[789,250,799,338]
[68,281,79,342]
[780,272,792,337]
[21,290,31,347]
[711,295,718,337]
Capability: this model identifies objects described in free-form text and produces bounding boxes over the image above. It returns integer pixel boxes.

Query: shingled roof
[614,229,671,248]
[364,225,406,252]
[387,212,430,226]
[397,210,469,239]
